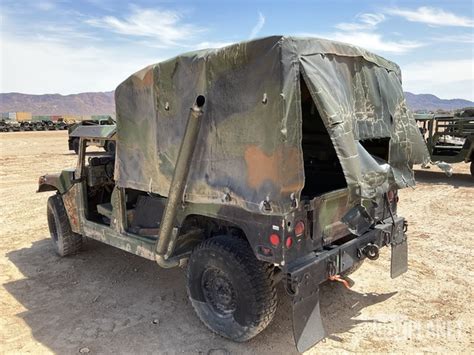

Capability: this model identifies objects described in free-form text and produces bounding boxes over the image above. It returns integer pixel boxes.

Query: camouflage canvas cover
[115,36,429,214]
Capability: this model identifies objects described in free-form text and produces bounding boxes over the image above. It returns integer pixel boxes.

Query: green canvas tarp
[114,36,429,214]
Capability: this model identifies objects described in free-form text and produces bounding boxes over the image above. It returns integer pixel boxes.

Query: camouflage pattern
[37,38,419,352]
[115,36,429,215]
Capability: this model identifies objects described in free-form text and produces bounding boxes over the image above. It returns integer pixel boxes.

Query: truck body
[415,110,474,176]
[38,36,429,352]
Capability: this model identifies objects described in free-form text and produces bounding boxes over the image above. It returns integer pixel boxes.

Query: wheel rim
[201,268,237,317]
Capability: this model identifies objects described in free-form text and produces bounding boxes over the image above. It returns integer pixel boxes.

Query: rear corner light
[387,190,395,202]
[294,221,305,236]
[285,236,293,249]
[269,233,280,246]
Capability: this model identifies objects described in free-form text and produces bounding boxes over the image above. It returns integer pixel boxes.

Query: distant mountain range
[0,91,115,115]
[0,91,472,115]
[403,92,473,112]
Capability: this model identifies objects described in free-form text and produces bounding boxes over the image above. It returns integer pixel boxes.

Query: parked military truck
[415,110,474,176]
[0,119,21,132]
[38,36,430,352]
[68,116,116,154]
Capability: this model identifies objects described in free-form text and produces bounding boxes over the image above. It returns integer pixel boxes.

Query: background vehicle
[38,36,429,352]
[415,109,474,176]
[68,116,116,154]
[0,119,21,132]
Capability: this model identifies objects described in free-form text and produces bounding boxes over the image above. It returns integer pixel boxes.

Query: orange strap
[328,275,351,289]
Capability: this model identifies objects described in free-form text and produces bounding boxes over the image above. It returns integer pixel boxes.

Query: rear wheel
[72,138,80,154]
[47,194,82,256]
[470,161,473,177]
[187,235,277,342]
[105,140,116,154]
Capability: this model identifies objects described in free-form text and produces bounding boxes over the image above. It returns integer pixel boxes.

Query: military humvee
[68,117,116,154]
[38,36,429,352]
[415,110,474,176]
[0,119,21,132]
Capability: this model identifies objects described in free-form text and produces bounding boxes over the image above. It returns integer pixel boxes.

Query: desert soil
[0,131,473,354]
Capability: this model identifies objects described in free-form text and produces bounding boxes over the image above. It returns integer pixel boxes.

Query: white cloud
[431,34,474,44]
[336,13,385,31]
[315,11,422,54]
[0,34,157,94]
[401,59,474,100]
[302,31,423,54]
[387,7,474,28]
[86,6,204,46]
[249,12,265,39]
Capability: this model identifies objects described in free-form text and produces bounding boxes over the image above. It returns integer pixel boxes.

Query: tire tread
[47,194,82,256]
[187,235,277,341]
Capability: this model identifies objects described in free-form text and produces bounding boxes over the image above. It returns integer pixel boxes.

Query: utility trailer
[38,36,430,352]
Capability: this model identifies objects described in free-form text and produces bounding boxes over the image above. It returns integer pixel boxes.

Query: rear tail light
[269,234,280,246]
[285,236,293,248]
[387,190,395,202]
[294,221,305,236]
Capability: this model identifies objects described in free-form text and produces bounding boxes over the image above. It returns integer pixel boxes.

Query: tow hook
[327,261,351,289]
[328,274,351,289]
[360,243,380,260]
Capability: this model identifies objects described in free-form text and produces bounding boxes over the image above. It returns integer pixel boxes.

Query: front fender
[37,169,75,194]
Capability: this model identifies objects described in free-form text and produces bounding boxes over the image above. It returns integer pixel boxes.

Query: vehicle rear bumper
[288,216,407,285]
[288,216,407,352]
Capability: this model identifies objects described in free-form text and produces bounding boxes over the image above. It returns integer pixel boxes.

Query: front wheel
[72,138,80,154]
[47,194,83,256]
[187,235,277,342]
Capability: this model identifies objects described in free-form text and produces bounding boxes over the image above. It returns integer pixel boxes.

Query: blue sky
[1,0,473,100]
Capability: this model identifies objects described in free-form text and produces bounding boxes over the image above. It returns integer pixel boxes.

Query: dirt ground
[0,131,473,354]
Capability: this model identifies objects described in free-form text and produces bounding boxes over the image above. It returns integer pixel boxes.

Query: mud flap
[390,219,408,279]
[391,238,407,278]
[292,288,325,352]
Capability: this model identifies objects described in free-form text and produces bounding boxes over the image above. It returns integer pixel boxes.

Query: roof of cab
[69,124,116,139]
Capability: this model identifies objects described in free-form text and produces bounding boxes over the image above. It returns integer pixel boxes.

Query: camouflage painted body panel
[62,183,82,233]
[115,36,429,216]
[37,168,75,194]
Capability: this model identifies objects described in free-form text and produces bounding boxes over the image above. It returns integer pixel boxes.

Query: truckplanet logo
[367,314,464,342]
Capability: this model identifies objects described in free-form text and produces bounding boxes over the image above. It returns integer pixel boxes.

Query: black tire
[340,260,364,277]
[470,161,473,177]
[47,194,82,256]
[105,140,116,154]
[72,138,80,154]
[187,235,277,342]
